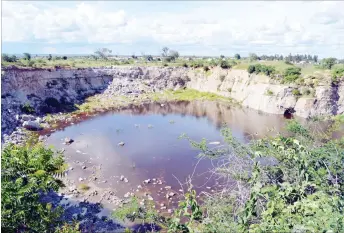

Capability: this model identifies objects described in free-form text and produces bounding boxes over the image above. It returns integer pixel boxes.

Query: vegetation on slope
[114,119,344,232]
[1,143,71,232]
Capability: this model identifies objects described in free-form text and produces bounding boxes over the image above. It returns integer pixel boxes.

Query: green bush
[321,58,336,69]
[1,144,66,232]
[284,67,301,76]
[247,65,256,74]
[292,88,301,96]
[20,103,35,114]
[247,64,275,76]
[332,67,344,84]
[219,60,230,69]
[2,54,18,62]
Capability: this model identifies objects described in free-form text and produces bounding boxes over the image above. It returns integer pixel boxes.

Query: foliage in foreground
[1,143,70,233]
[115,119,344,232]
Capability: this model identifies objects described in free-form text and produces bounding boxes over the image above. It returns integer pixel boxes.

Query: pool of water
[44,100,292,212]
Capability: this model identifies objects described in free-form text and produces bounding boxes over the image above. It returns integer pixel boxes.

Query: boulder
[22,121,41,130]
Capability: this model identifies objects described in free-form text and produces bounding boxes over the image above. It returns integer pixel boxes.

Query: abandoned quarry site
[1,1,344,233]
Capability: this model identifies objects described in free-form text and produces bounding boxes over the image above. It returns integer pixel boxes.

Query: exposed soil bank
[2,66,343,139]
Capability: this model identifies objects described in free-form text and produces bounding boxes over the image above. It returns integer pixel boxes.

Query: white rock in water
[164,186,172,190]
[64,137,74,144]
[209,141,220,145]
[78,177,84,182]
[120,175,125,181]
[22,121,41,130]
[144,179,151,184]
[118,142,125,146]
[124,178,129,183]
[147,195,154,201]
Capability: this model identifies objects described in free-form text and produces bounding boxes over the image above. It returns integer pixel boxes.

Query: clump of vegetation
[292,88,301,96]
[219,60,231,69]
[265,89,274,96]
[1,143,67,232]
[283,67,302,83]
[331,66,344,84]
[114,119,344,232]
[78,183,90,192]
[247,64,275,76]
[234,54,241,60]
[321,57,336,69]
[20,102,35,114]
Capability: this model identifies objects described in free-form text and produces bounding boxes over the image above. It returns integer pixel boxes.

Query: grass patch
[150,89,233,102]
[78,183,90,192]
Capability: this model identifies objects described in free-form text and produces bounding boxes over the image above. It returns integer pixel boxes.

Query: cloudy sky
[2,1,344,58]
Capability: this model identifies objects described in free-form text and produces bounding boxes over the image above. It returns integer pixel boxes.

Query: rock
[118,142,125,146]
[160,203,165,207]
[21,114,35,121]
[161,104,165,107]
[165,186,172,190]
[64,137,74,144]
[137,185,142,189]
[120,175,125,181]
[168,209,173,214]
[82,166,87,169]
[206,186,211,189]
[179,189,183,192]
[147,195,154,201]
[124,178,129,183]
[157,180,163,185]
[160,206,166,210]
[209,141,221,145]
[78,177,84,182]
[168,192,175,197]
[22,121,41,130]
[124,192,131,198]
[144,179,151,184]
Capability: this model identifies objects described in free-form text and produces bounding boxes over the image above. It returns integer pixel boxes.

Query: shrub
[283,74,299,83]
[265,89,274,96]
[247,64,275,76]
[219,60,230,69]
[78,183,90,191]
[284,67,301,76]
[331,67,344,84]
[247,65,256,74]
[1,144,66,232]
[292,88,301,96]
[2,54,18,62]
[62,56,68,60]
[20,103,35,114]
[182,62,188,68]
[203,66,210,72]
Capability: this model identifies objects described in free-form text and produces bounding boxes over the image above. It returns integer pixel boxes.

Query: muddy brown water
[43,100,300,217]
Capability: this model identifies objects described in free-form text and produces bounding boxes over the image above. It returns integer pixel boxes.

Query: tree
[249,53,258,61]
[234,54,241,60]
[161,47,179,62]
[48,54,52,61]
[144,54,153,61]
[220,55,225,59]
[168,50,179,62]
[321,58,336,69]
[1,143,66,232]
[162,47,169,57]
[62,56,68,60]
[94,48,112,60]
[2,54,17,62]
[23,53,31,61]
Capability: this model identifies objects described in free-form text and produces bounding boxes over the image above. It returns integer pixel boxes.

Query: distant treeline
[249,53,319,63]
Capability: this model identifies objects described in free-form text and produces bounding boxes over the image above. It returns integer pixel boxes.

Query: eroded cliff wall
[2,66,343,138]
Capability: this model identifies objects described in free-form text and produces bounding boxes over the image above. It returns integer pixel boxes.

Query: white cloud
[2,1,344,57]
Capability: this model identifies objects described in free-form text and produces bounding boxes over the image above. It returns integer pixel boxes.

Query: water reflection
[44,100,295,210]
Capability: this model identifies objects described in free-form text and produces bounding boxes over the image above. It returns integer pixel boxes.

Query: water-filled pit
[42,100,297,217]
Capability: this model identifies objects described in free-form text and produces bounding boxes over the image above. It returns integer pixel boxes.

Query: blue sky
[2,1,344,58]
